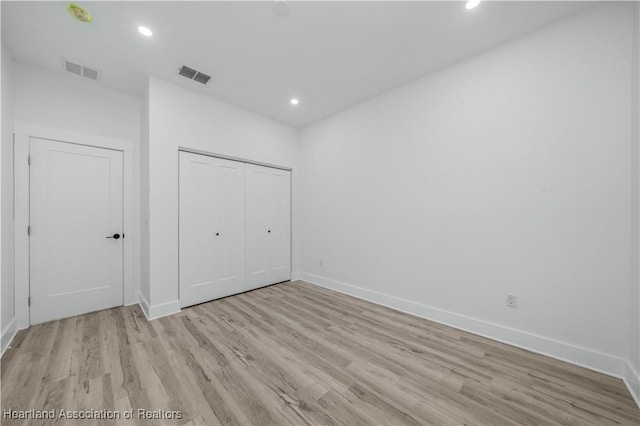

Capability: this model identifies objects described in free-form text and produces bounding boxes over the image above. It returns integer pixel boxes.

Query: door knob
[216,232,220,236]
[268,230,271,233]
[106,233,121,240]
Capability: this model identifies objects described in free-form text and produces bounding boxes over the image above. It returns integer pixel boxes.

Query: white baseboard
[298,272,639,408]
[290,271,302,281]
[624,361,640,408]
[1,317,18,356]
[138,292,151,319]
[138,292,181,321]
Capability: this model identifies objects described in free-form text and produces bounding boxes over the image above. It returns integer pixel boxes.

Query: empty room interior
[1,0,640,424]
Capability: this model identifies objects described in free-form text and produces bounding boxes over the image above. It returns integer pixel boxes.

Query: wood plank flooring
[2,280,639,425]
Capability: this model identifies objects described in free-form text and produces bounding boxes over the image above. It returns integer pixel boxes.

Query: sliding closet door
[179,152,245,308]
[245,164,291,290]
[267,168,292,284]
[245,165,270,288]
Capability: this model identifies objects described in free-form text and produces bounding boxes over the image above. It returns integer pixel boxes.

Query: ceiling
[2,1,593,128]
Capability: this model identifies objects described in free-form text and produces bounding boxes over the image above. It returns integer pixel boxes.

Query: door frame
[14,122,137,328]
[178,147,293,172]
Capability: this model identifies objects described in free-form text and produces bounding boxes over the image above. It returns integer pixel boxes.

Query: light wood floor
[2,281,639,426]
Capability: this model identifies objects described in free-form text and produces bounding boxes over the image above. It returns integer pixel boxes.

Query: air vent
[193,72,211,85]
[178,66,197,79]
[82,67,99,80]
[178,65,212,85]
[65,61,81,76]
[62,59,101,81]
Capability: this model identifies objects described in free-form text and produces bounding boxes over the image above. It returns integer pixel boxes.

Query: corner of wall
[628,0,640,409]
[137,291,151,320]
[137,291,180,321]
[1,32,17,356]
[139,77,151,307]
[624,361,640,409]
[1,317,17,356]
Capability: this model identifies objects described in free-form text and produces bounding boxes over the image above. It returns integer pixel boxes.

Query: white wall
[1,40,16,352]
[10,62,142,329]
[13,63,140,142]
[140,80,150,306]
[629,1,640,402]
[299,3,635,378]
[145,77,299,316]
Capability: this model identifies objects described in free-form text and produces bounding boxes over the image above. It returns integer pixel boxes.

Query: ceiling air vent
[178,65,212,85]
[178,66,197,79]
[65,60,82,76]
[82,67,99,80]
[62,59,101,81]
[193,72,211,85]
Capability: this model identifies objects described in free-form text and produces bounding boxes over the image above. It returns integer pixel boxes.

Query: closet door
[179,152,245,308]
[267,168,292,284]
[245,164,291,289]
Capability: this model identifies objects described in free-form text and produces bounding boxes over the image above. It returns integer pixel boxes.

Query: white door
[179,152,245,308]
[245,164,291,289]
[266,168,291,284]
[30,138,124,324]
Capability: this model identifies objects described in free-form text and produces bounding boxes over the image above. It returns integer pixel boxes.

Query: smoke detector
[273,1,290,17]
[67,4,93,23]
[62,59,101,81]
[178,65,211,85]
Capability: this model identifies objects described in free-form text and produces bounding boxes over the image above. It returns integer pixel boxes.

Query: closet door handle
[106,233,121,240]
[267,230,271,233]
[216,232,220,236]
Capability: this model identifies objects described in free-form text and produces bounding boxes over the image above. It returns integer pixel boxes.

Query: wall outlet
[506,294,517,308]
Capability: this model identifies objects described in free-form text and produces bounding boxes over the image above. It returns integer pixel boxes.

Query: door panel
[179,155,217,302]
[180,153,290,305]
[268,169,291,284]
[30,138,123,324]
[215,162,246,284]
[245,164,291,290]
[245,165,271,289]
[179,152,245,307]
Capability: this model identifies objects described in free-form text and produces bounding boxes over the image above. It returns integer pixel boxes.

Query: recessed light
[138,26,153,37]
[290,98,299,105]
[465,0,481,10]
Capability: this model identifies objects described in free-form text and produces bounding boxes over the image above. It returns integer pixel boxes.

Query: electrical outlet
[506,294,517,308]
[319,259,324,267]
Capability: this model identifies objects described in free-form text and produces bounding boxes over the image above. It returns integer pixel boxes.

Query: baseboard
[1,317,18,357]
[290,271,302,281]
[298,272,636,404]
[138,293,181,321]
[138,292,151,319]
[624,361,640,408]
